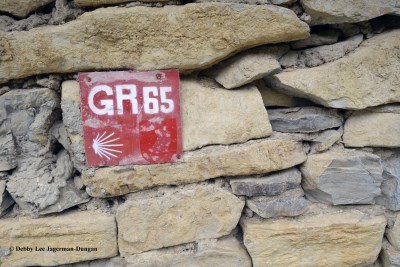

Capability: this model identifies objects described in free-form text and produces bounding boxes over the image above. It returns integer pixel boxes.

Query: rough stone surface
[241,207,387,267]
[246,188,310,218]
[0,211,118,266]
[0,180,14,216]
[280,34,363,69]
[117,185,244,255]
[386,214,400,250]
[267,107,343,133]
[7,150,76,213]
[255,80,306,107]
[75,0,170,7]
[270,127,343,153]
[300,0,399,25]
[181,78,272,150]
[0,88,84,213]
[343,109,400,148]
[207,45,289,89]
[375,150,400,211]
[268,30,400,109]
[229,168,302,197]
[60,81,88,172]
[301,149,383,205]
[0,3,309,83]
[381,239,400,267]
[0,132,17,171]
[0,0,54,18]
[124,236,251,267]
[83,139,307,197]
[290,29,341,49]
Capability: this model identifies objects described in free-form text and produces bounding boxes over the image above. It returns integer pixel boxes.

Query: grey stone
[0,180,14,216]
[271,0,297,4]
[0,14,52,32]
[39,179,90,215]
[280,34,363,69]
[375,150,400,211]
[290,29,341,49]
[300,0,399,25]
[246,188,310,218]
[7,150,75,213]
[267,107,343,133]
[301,149,383,205]
[0,88,60,156]
[207,45,289,89]
[381,239,400,267]
[270,128,343,153]
[230,168,301,197]
[49,0,83,25]
[0,132,17,171]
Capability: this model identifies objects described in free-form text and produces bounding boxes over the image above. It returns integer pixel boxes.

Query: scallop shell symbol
[92,131,123,160]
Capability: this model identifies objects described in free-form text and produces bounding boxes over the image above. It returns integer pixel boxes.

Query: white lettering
[160,86,174,113]
[116,84,138,115]
[89,85,114,115]
[143,86,159,114]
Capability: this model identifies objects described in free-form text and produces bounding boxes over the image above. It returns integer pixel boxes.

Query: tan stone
[75,0,165,7]
[0,0,54,18]
[300,0,399,25]
[117,185,244,254]
[207,45,289,89]
[268,30,400,110]
[181,78,272,150]
[0,3,309,83]
[386,214,400,250]
[0,211,118,266]
[343,110,400,148]
[255,80,302,107]
[241,208,387,267]
[82,139,307,197]
[124,236,252,267]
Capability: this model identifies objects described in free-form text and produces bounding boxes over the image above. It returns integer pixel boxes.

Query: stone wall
[0,0,400,266]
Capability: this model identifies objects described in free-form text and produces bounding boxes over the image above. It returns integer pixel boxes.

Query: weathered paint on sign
[79,70,182,167]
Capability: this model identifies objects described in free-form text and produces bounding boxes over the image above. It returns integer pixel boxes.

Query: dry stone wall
[0,0,400,266]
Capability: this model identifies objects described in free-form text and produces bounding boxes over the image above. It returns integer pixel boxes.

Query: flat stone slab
[230,168,301,197]
[344,108,400,148]
[0,211,117,266]
[82,139,307,197]
[124,236,252,267]
[301,149,383,205]
[267,107,343,133]
[300,0,399,25]
[268,30,400,110]
[241,206,386,266]
[0,3,309,83]
[117,185,244,254]
[246,188,310,218]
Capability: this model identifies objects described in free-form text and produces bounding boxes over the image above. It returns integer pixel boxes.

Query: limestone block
[268,30,400,109]
[0,3,309,82]
[0,211,118,266]
[83,139,307,197]
[117,185,244,254]
[241,207,387,266]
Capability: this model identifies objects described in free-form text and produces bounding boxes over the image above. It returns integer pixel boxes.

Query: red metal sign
[78,70,182,167]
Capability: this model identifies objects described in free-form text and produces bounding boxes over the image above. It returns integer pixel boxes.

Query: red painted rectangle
[78,70,182,167]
